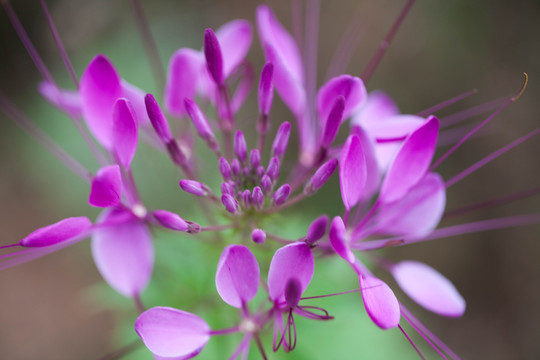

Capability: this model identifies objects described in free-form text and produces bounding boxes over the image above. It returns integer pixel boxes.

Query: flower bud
[252,186,264,209]
[249,149,261,169]
[258,62,274,116]
[221,193,239,214]
[261,175,272,194]
[273,184,291,206]
[219,157,231,180]
[304,158,338,195]
[271,121,291,159]
[306,215,329,245]
[179,179,210,196]
[184,98,219,151]
[266,156,280,181]
[251,228,266,244]
[321,95,345,149]
[203,28,224,86]
[234,130,247,162]
[145,93,172,143]
[153,210,189,232]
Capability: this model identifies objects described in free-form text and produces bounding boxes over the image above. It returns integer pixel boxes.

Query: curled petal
[392,261,465,317]
[88,165,122,208]
[92,210,154,297]
[317,75,366,123]
[20,217,92,247]
[216,19,253,77]
[268,242,314,303]
[112,98,138,168]
[215,245,260,308]
[379,116,439,203]
[329,216,355,264]
[135,306,210,359]
[360,276,400,330]
[375,173,446,239]
[165,49,204,117]
[79,54,122,149]
[339,134,367,210]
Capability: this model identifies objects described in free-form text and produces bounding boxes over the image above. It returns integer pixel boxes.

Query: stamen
[39,0,78,87]
[133,293,145,313]
[440,96,506,129]
[129,0,166,91]
[416,89,478,118]
[398,324,428,360]
[2,0,55,84]
[445,127,540,187]
[361,0,416,83]
[300,288,361,300]
[431,74,529,171]
[0,91,91,183]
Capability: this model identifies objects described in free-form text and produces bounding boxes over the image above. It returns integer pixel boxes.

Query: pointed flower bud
[231,159,241,176]
[251,228,266,244]
[219,157,231,180]
[284,277,302,308]
[89,165,122,208]
[266,156,280,181]
[221,181,235,196]
[179,179,210,196]
[261,175,272,194]
[184,98,219,151]
[145,93,173,143]
[256,165,265,178]
[258,61,274,116]
[241,189,252,207]
[249,149,261,169]
[20,217,92,247]
[234,130,247,162]
[221,193,239,214]
[306,215,329,245]
[187,222,201,234]
[271,121,291,159]
[304,158,338,195]
[252,186,264,209]
[204,28,224,86]
[153,210,189,232]
[321,95,345,149]
[273,184,291,206]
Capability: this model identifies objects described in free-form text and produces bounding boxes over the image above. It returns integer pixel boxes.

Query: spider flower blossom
[1,1,538,359]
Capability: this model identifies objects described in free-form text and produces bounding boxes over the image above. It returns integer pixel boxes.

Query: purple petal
[135,306,210,358]
[364,115,425,140]
[317,75,366,124]
[329,216,355,264]
[392,261,465,317]
[321,96,345,149]
[306,215,329,245]
[204,28,224,86]
[257,6,305,116]
[20,217,92,247]
[375,173,446,239]
[121,80,150,127]
[339,134,367,210]
[304,158,338,195]
[216,19,253,77]
[215,245,260,308]
[360,276,400,330]
[272,184,291,206]
[112,98,138,168]
[258,61,274,115]
[351,90,399,128]
[92,209,154,297]
[79,54,122,149]
[165,48,204,117]
[379,116,439,203]
[88,165,122,208]
[38,81,82,117]
[145,93,173,143]
[350,126,381,199]
[267,242,314,303]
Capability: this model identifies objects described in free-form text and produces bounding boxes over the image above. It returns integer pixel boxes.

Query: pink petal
[351,90,399,128]
[121,80,150,127]
[88,165,122,208]
[92,209,154,297]
[379,116,439,203]
[360,276,400,330]
[392,261,465,317]
[365,115,425,140]
[375,173,446,239]
[216,19,253,78]
[135,306,210,359]
[164,48,204,117]
[38,81,82,117]
[317,75,367,124]
[112,98,138,168]
[215,245,260,308]
[79,54,122,149]
[20,217,92,247]
[350,126,381,199]
[329,216,355,264]
[256,5,305,116]
[267,242,314,303]
[339,134,367,210]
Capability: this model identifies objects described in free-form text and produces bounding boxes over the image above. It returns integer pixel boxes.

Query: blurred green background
[1,0,539,359]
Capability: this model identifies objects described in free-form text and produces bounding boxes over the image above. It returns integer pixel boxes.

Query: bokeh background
[1,0,539,359]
